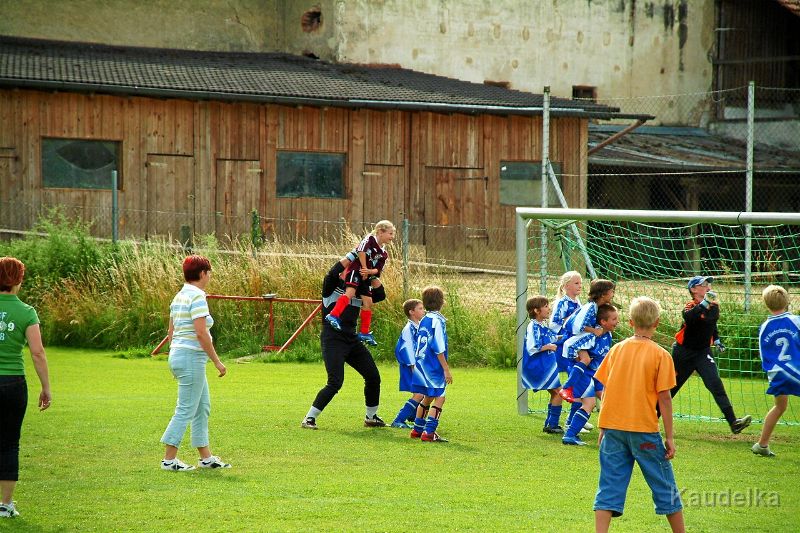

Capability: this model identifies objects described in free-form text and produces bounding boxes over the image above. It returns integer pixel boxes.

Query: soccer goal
[515,207,800,426]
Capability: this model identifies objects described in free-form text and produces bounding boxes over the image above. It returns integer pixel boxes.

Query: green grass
[4,349,799,532]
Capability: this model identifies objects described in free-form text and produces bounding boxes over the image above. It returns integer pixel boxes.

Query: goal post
[516,207,800,425]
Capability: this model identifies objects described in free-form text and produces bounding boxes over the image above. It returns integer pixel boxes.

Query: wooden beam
[588,119,646,156]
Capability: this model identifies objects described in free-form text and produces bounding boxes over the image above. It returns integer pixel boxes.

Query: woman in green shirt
[0,257,51,519]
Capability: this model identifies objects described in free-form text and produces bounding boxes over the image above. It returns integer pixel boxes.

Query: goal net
[515,207,800,426]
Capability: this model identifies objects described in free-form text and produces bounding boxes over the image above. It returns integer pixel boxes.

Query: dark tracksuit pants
[0,376,27,481]
[671,343,735,424]
[312,327,381,411]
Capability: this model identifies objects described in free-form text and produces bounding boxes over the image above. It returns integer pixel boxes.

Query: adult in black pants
[671,275,751,434]
[301,261,386,430]
[0,257,51,519]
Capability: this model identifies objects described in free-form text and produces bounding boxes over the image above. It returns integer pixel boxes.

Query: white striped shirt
[170,284,213,352]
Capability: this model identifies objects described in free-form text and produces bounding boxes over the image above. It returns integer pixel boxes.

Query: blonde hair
[762,285,789,312]
[372,220,396,235]
[556,271,582,298]
[629,296,661,329]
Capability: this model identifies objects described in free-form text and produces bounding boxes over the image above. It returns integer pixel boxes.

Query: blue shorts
[554,345,572,373]
[766,375,800,397]
[411,385,446,398]
[398,364,414,392]
[593,429,683,517]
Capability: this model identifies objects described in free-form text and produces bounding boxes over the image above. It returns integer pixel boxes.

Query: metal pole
[402,218,410,300]
[540,86,550,296]
[111,170,119,243]
[516,212,529,415]
[745,81,755,312]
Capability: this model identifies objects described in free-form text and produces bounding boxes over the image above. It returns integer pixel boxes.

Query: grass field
[4,348,799,532]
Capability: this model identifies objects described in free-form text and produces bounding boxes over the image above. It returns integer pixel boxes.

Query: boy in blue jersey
[752,285,800,457]
[390,299,426,429]
[559,279,615,427]
[562,304,619,445]
[521,295,564,434]
[410,286,452,443]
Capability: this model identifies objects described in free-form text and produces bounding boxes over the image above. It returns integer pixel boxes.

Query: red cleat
[558,387,575,403]
[410,429,422,439]
[421,431,448,443]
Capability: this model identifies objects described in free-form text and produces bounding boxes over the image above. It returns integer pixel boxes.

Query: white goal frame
[515,207,800,415]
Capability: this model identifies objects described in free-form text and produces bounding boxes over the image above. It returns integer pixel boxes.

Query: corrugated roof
[589,126,800,170]
[0,36,627,118]
[776,0,800,17]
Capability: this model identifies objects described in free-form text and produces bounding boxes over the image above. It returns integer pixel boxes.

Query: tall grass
[1,213,515,365]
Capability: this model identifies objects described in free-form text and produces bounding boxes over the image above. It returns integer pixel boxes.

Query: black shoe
[301,417,318,430]
[364,414,387,427]
[543,425,564,434]
[730,415,752,434]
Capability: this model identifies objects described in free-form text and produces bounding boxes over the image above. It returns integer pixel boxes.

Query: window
[499,161,563,206]
[277,152,345,198]
[42,138,121,189]
[572,85,597,101]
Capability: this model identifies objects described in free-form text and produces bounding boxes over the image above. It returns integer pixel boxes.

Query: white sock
[306,407,322,420]
[366,405,379,418]
[162,458,175,463]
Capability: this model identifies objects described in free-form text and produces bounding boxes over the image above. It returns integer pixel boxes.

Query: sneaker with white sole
[161,458,196,471]
[730,415,752,434]
[199,455,232,469]
[364,414,387,427]
[751,443,776,457]
[0,501,19,518]
[583,422,594,430]
[301,416,318,430]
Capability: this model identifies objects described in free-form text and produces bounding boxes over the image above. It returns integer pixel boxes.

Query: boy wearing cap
[671,275,752,434]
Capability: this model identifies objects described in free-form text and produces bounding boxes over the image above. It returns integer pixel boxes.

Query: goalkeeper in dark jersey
[671,275,751,434]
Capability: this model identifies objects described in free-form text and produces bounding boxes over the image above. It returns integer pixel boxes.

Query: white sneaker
[0,502,20,518]
[751,443,776,457]
[198,455,231,469]
[161,458,196,471]
[579,427,590,434]
[584,422,594,430]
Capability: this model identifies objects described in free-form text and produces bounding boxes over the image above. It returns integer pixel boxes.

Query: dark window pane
[277,152,345,198]
[499,161,562,206]
[42,138,120,189]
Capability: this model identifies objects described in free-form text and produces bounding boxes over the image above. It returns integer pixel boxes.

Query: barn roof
[589,125,800,171]
[0,36,638,119]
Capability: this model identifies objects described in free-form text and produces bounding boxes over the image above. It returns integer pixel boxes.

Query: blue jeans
[161,348,211,448]
[593,429,683,517]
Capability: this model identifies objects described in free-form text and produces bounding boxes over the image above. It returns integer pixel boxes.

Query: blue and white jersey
[564,301,598,337]
[564,330,613,374]
[394,320,420,366]
[524,320,559,358]
[521,319,561,391]
[758,312,800,389]
[550,295,581,334]
[411,311,448,390]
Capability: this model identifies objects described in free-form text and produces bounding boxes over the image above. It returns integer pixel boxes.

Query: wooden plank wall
[0,88,587,245]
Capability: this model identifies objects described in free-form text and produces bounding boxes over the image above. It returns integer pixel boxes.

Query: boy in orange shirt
[592,297,685,533]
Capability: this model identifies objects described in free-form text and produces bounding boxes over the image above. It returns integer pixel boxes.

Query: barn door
[425,167,488,264]
[215,159,262,240]
[145,154,195,240]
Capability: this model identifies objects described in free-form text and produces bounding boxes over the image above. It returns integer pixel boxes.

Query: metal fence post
[402,218,409,300]
[111,170,119,243]
[540,86,550,295]
[745,81,755,312]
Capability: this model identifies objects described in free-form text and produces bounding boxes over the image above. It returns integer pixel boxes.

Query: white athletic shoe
[198,455,232,469]
[583,422,594,430]
[0,501,19,518]
[161,458,196,471]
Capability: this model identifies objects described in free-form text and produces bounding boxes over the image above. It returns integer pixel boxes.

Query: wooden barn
[0,36,636,256]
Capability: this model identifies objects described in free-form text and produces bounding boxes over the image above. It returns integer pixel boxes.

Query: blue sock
[413,417,426,433]
[393,398,420,424]
[562,362,588,390]
[545,404,563,428]
[565,409,590,439]
[423,416,440,435]
[565,402,582,426]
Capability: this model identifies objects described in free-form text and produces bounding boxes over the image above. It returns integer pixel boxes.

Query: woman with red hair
[160,255,230,471]
[0,257,51,518]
